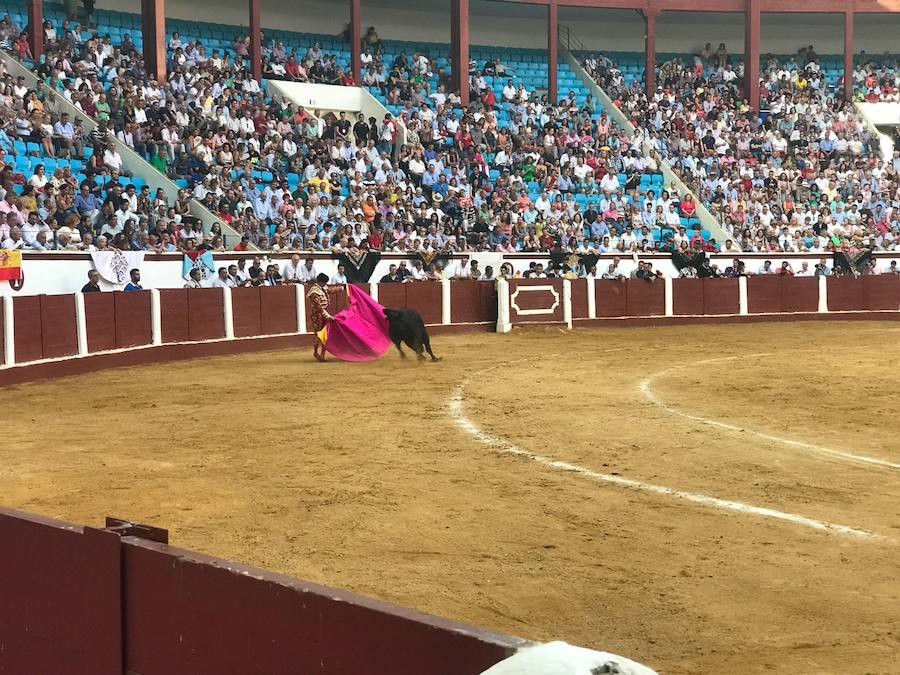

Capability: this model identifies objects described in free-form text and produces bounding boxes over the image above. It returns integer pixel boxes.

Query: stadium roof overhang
[490,0,900,12]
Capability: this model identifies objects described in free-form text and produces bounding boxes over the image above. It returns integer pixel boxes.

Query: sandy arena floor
[2,322,900,674]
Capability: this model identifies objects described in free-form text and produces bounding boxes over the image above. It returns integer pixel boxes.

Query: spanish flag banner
[0,249,22,281]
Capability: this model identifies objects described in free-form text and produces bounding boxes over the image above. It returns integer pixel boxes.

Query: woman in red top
[680,194,696,217]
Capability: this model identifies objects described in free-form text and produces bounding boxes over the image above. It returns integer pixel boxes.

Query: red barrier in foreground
[0,508,523,675]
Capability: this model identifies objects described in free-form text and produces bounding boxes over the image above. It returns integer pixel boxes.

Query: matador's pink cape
[317,284,392,361]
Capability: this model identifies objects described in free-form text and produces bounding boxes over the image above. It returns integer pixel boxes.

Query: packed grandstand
[0,0,896,282]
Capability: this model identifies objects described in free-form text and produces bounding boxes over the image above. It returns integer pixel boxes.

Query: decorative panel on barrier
[230,286,262,338]
[405,282,442,325]
[40,294,79,359]
[84,292,117,353]
[570,278,588,319]
[826,276,865,312]
[450,280,497,324]
[862,275,900,311]
[702,278,740,315]
[260,285,298,335]
[595,279,627,317]
[508,278,564,324]
[625,279,665,316]
[672,278,704,315]
[114,291,152,349]
[159,289,190,343]
[0,510,122,675]
[121,540,516,675]
[187,288,225,341]
[13,296,44,363]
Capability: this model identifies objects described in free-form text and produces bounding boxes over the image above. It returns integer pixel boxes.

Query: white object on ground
[479,641,658,675]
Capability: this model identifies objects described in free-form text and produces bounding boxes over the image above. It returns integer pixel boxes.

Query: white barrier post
[562,279,573,329]
[664,277,674,317]
[222,287,235,339]
[738,276,749,315]
[441,279,452,325]
[586,277,596,319]
[2,295,14,365]
[296,284,307,333]
[369,281,378,303]
[818,275,828,313]
[495,278,512,333]
[150,289,162,345]
[74,292,88,355]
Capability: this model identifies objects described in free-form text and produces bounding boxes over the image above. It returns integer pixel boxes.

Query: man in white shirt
[103,143,123,173]
[329,263,348,285]
[282,254,305,283]
[211,267,237,288]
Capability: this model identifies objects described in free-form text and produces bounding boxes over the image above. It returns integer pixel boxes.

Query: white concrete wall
[96,0,900,55]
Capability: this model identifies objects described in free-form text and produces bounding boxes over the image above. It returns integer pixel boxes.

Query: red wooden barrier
[231,286,262,338]
[570,278,588,319]
[625,279,665,316]
[159,289,190,342]
[827,276,865,311]
[187,288,225,341]
[376,282,406,314]
[672,278,704,315]
[0,509,122,675]
[12,296,42,363]
[595,279,627,317]
[862,275,900,310]
[84,292,117,353]
[450,280,497,324]
[405,282,442,324]
[508,278,564,324]
[260,285,297,335]
[122,539,517,675]
[781,276,819,313]
[40,294,79,359]
[114,291,152,349]
[747,275,783,313]
[702,278,740,315]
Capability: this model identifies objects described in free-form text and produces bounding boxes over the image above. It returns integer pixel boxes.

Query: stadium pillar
[141,0,166,81]
[547,0,558,103]
[843,4,854,100]
[744,0,760,112]
[249,0,262,82]
[642,8,659,100]
[350,0,361,84]
[451,0,469,107]
[27,0,42,58]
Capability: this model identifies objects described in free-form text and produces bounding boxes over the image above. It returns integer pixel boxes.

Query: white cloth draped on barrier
[90,251,146,285]
[479,641,658,675]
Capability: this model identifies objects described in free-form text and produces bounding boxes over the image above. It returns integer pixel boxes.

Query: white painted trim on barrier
[74,292,88,356]
[2,295,14,366]
[510,285,561,316]
[738,276,749,315]
[496,279,512,333]
[586,278,596,319]
[818,275,828,313]
[562,280,573,329]
[369,282,378,303]
[664,277,674,317]
[441,279,452,325]
[296,284,307,334]
[150,289,162,345]
[222,287,235,339]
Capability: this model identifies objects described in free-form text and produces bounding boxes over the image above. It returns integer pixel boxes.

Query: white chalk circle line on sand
[639,354,900,472]
[448,359,881,540]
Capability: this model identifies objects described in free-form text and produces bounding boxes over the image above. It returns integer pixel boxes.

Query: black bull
[383,308,440,362]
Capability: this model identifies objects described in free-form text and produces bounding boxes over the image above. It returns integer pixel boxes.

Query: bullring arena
[2,270,900,674]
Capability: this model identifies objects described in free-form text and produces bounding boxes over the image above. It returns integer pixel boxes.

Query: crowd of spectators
[583,43,900,260]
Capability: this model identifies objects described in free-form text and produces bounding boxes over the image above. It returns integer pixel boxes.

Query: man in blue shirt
[123,268,143,291]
